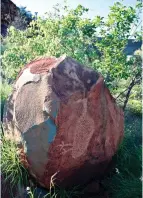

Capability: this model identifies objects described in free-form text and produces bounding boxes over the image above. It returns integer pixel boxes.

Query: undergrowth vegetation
[102,111,142,198]
[1,138,28,186]
[0,82,12,120]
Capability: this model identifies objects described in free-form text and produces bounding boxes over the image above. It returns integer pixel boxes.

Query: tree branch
[115,87,129,99]
[123,78,136,110]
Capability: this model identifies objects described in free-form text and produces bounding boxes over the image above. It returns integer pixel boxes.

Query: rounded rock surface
[3,55,124,189]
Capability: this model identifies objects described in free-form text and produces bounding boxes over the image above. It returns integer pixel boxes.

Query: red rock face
[3,55,124,189]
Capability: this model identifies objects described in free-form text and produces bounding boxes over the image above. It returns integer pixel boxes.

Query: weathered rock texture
[1,0,31,36]
[3,55,124,189]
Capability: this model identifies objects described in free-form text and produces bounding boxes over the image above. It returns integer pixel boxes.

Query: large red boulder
[3,55,124,189]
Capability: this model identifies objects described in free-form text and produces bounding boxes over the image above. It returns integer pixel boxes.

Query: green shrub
[0,82,12,120]
[2,1,141,92]
[1,82,12,102]
[127,99,142,115]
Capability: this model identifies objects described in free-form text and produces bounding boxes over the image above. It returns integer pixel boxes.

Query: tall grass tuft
[1,134,29,197]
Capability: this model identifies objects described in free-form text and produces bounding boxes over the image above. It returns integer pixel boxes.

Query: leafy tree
[1,1,142,109]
